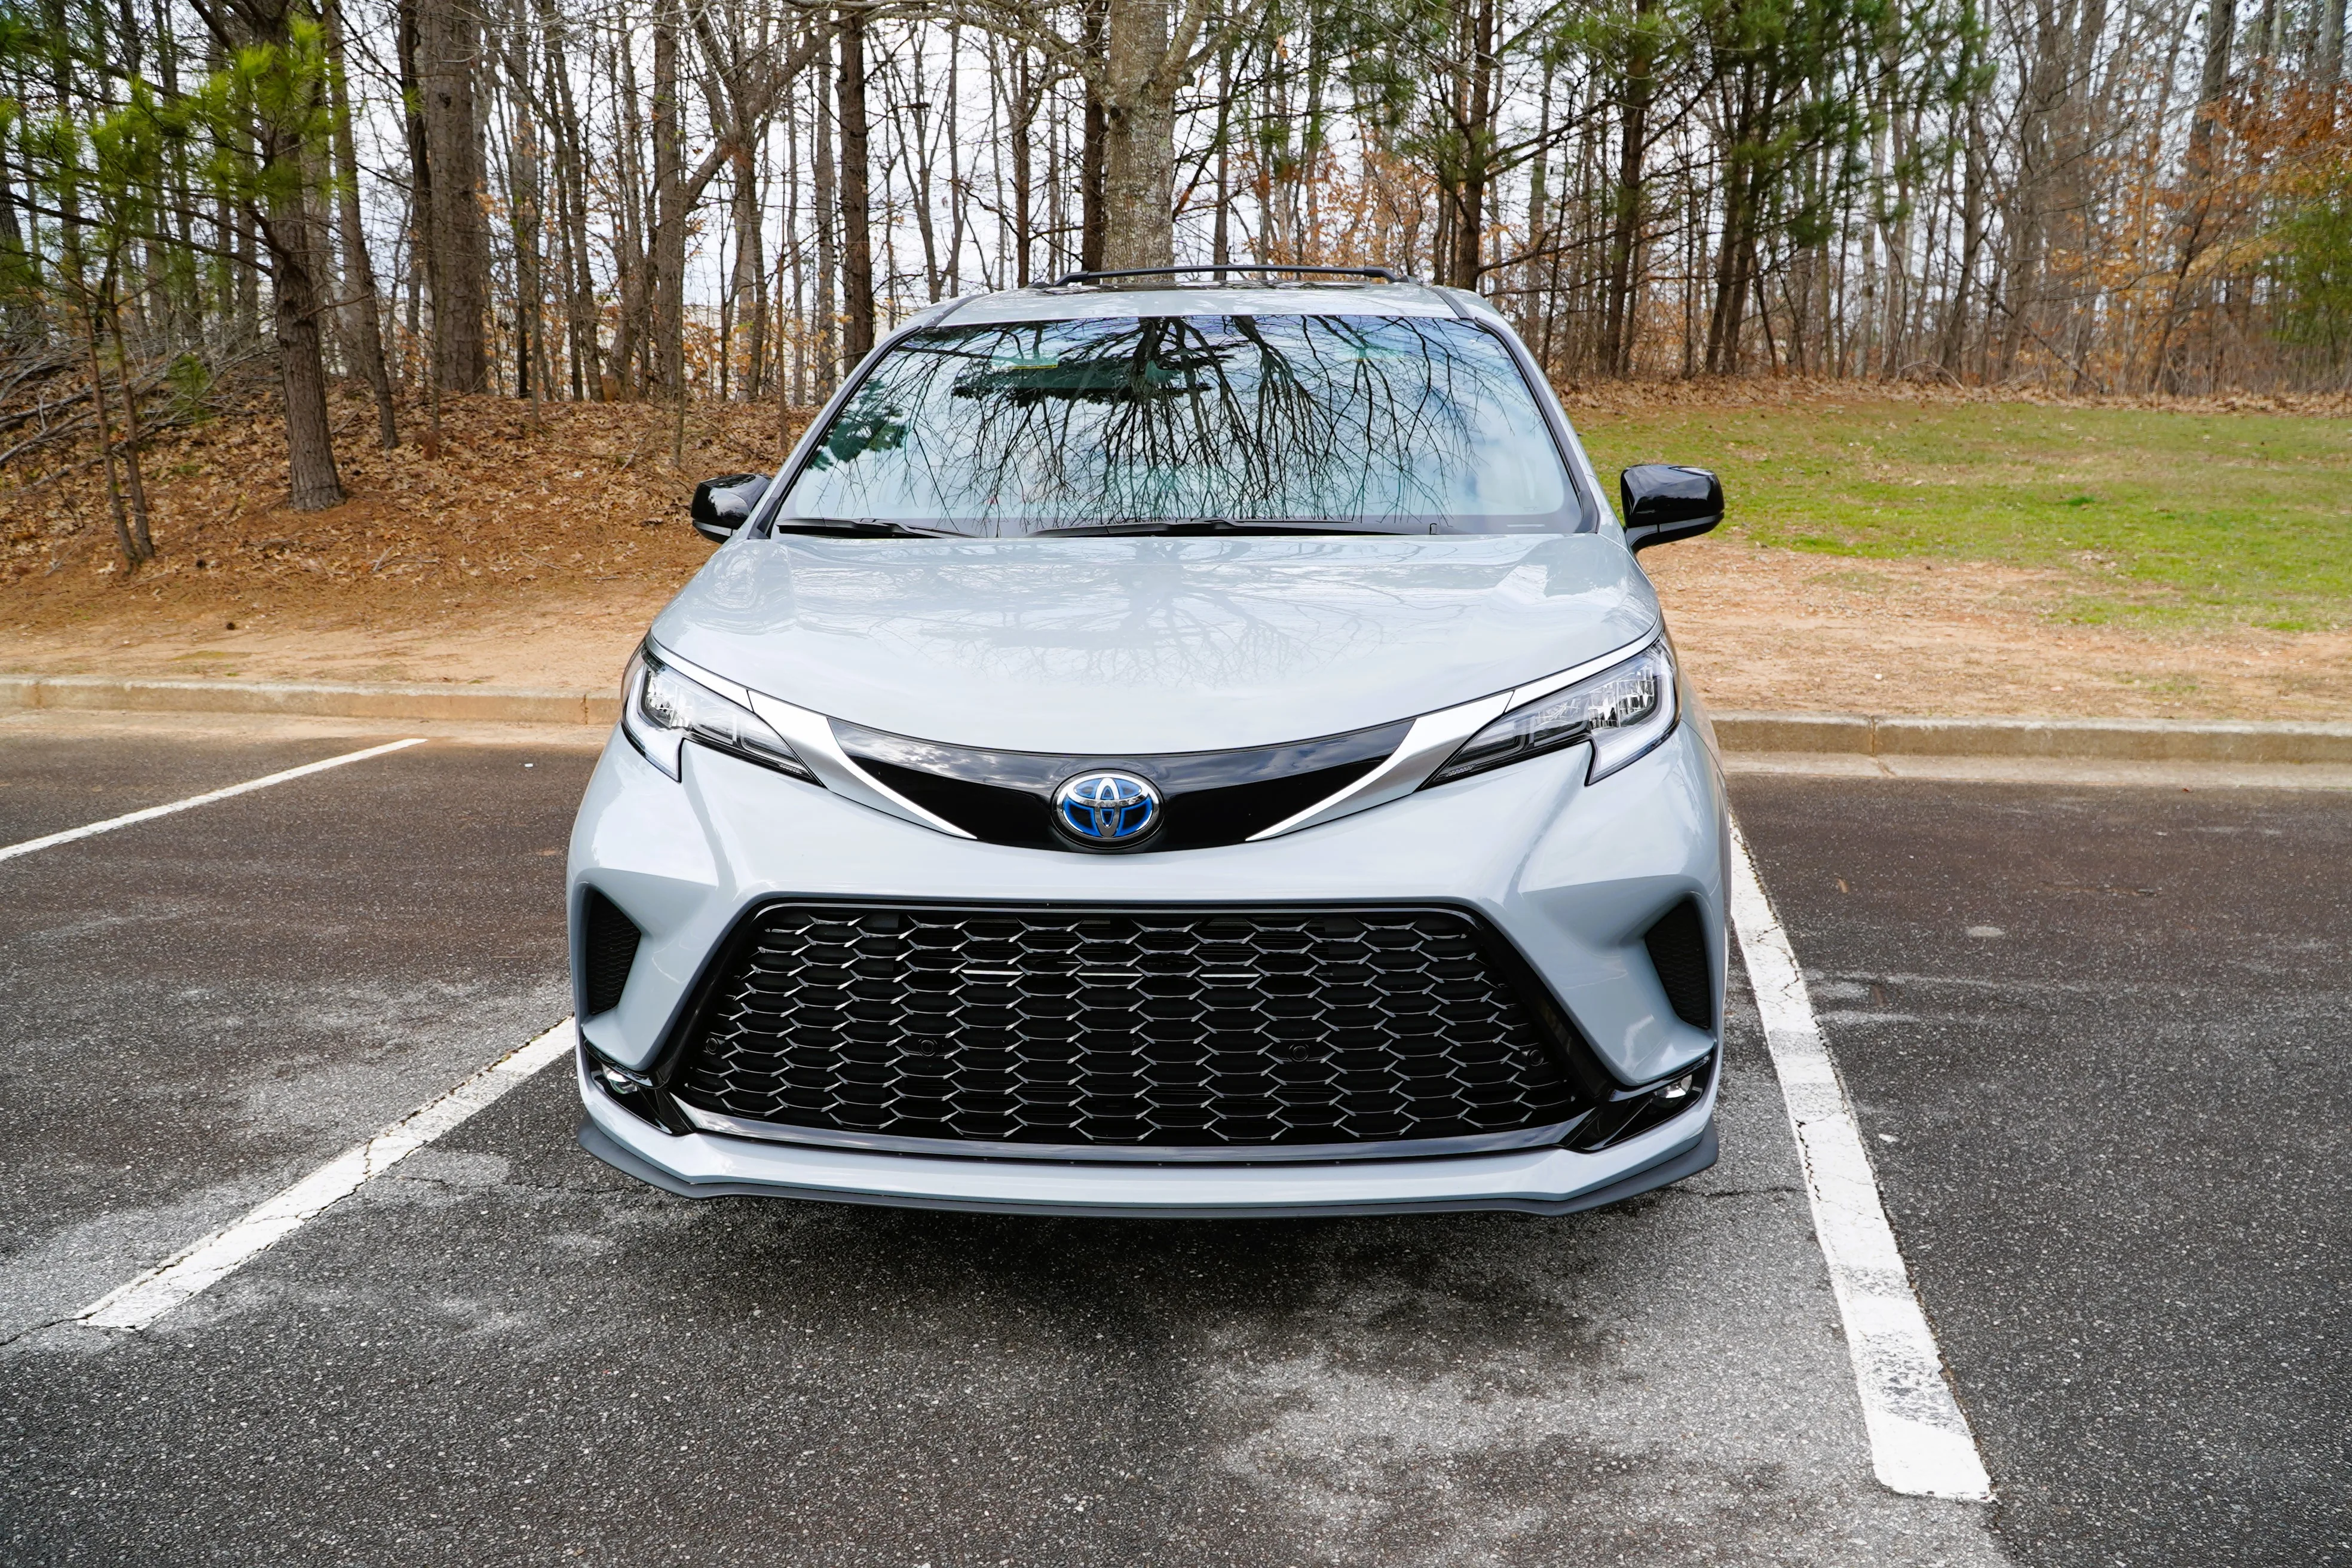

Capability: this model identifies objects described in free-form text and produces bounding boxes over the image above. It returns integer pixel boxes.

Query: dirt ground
[1639,542,2350,719]
[4,384,2345,720]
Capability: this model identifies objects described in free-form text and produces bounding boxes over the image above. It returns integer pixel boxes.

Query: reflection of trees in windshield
[785,314,1572,534]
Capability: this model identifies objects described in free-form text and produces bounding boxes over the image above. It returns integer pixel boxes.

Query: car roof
[920,278,1491,327]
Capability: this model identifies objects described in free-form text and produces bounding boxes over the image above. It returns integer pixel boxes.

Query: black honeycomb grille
[670,904,1585,1149]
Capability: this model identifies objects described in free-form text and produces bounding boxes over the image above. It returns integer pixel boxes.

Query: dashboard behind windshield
[771,314,1585,537]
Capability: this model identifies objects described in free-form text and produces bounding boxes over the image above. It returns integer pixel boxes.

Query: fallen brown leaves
[0,384,812,641]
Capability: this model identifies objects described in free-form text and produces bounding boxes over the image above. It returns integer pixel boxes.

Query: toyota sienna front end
[568,268,1729,1217]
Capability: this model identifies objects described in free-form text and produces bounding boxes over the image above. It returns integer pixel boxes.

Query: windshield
[771,314,1582,537]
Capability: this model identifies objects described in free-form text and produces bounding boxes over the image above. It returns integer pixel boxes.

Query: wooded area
[0,0,2345,547]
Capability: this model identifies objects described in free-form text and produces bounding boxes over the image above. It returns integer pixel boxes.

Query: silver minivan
[568,267,1729,1217]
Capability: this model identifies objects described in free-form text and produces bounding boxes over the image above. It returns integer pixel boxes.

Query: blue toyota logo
[1052,771,1160,844]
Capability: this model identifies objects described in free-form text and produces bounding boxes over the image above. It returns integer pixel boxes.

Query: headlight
[1428,639,1678,788]
[620,646,815,783]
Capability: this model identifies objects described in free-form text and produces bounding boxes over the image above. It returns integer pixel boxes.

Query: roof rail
[1051,264,1411,286]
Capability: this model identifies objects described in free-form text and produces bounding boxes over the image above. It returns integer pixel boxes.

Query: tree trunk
[1009,43,1037,284]
[82,310,147,567]
[504,11,544,418]
[1879,29,1915,376]
[943,23,964,296]
[2192,0,2230,160]
[1601,0,1654,376]
[837,7,875,361]
[1943,100,1986,374]
[1441,0,1499,288]
[2146,0,2238,390]
[105,296,157,557]
[1520,64,1551,347]
[906,32,942,301]
[1080,0,1107,270]
[1210,46,1232,270]
[2191,0,2234,169]
[1704,76,1762,376]
[324,0,397,445]
[259,197,345,510]
[412,0,489,392]
[82,294,159,565]
[608,29,647,395]
[730,146,764,397]
[813,24,840,394]
[785,75,807,400]
[234,197,259,344]
[402,193,424,387]
[535,0,596,399]
[1860,110,1882,376]
[151,0,202,352]
[1098,0,1176,271]
[301,136,340,376]
[396,0,430,388]
[1995,0,2071,382]
[0,153,41,345]
[650,0,685,399]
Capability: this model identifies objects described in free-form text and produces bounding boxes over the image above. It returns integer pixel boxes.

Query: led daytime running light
[1429,639,1678,787]
[621,647,816,783]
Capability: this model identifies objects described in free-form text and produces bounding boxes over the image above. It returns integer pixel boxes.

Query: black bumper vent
[1642,897,1713,1030]
[580,889,643,1016]
[666,903,1594,1149]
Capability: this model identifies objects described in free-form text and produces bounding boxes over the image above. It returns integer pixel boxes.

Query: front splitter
[575,1056,1719,1219]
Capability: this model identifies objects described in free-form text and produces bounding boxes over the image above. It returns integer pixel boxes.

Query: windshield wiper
[773,515,1398,539]
[1036,516,1382,538]
[769,516,965,538]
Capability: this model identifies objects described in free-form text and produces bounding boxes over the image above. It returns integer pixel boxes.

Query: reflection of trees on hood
[794,314,1554,531]
[766,537,1559,693]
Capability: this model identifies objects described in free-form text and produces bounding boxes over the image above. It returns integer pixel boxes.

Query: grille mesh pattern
[673,905,1581,1147]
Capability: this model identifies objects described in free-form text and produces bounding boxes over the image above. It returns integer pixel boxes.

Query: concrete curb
[0,674,621,727]
[1711,711,2352,765]
[4,675,2348,764]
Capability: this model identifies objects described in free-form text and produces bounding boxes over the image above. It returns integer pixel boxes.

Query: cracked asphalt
[0,722,2342,1566]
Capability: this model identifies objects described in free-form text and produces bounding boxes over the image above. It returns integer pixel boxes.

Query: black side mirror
[1619,464,1723,553]
[691,473,770,542]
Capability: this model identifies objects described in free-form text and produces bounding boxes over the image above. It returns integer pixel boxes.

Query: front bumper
[578,1047,1719,1217]
[567,713,1728,1215]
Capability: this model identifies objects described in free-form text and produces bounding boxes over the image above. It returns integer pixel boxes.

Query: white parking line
[1728,819,1995,1502]
[75,1019,577,1332]
[0,737,430,864]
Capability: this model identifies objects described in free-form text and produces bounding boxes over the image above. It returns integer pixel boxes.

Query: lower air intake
[1642,897,1713,1030]
[580,889,643,1016]
[669,904,1588,1149]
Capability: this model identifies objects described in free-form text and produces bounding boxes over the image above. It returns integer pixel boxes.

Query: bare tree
[322,0,396,445]
[407,0,491,391]
[955,0,1260,270]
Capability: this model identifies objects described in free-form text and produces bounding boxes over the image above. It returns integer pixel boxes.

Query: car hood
[650,533,1658,754]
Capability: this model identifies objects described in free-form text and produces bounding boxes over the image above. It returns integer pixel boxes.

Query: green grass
[1572,400,2352,630]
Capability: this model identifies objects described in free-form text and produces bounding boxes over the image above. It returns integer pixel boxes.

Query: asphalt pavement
[0,731,357,844]
[1735,775,2351,1568]
[0,719,2342,1566]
